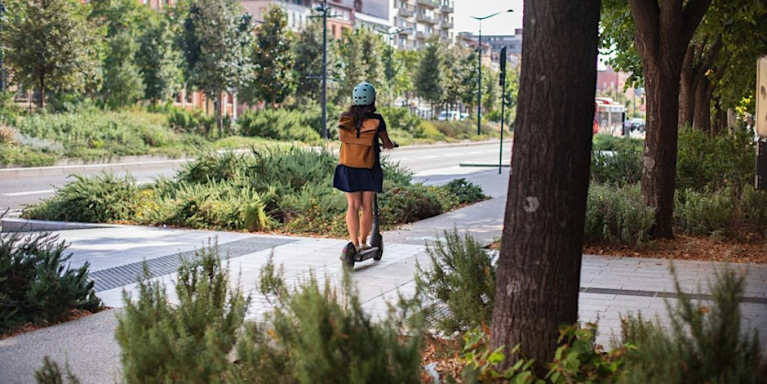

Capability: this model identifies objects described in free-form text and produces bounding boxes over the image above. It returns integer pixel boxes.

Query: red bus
[593,97,626,136]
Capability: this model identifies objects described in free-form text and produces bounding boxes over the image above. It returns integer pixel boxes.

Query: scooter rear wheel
[341,242,356,268]
[371,233,383,260]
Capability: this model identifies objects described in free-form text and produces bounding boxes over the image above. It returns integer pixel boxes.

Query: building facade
[390,0,453,50]
[457,29,522,68]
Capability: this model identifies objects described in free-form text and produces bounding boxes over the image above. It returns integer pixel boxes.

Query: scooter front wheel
[371,233,383,260]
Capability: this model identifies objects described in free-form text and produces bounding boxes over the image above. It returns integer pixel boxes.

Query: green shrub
[0,231,101,334]
[592,134,643,152]
[379,107,425,137]
[584,184,654,245]
[619,265,767,383]
[115,242,248,384]
[416,229,495,334]
[35,356,81,384]
[231,256,425,383]
[676,126,755,192]
[13,110,188,160]
[238,109,321,144]
[380,184,443,225]
[735,185,767,236]
[442,178,487,205]
[0,144,60,167]
[590,144,643,186]
[675,187,737,238]
[23,173,140,223]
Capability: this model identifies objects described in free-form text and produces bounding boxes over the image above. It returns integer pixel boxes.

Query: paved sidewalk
[1,168,765,383]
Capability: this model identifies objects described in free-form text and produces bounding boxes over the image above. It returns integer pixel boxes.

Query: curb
[0,218,115,232]
[459,162,511,167]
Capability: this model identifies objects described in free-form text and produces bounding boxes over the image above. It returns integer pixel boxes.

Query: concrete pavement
[1,168,766,383]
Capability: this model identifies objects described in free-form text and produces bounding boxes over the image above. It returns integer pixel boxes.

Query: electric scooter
[340,194,384,268]
[340,143,397,268]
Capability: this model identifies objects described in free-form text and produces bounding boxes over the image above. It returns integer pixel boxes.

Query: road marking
[2,189,55,196]
[418,155,438,159]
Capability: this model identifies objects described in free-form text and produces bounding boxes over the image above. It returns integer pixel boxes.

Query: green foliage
[237,109,321,144]
[181,0,254,133]
[620,265,767,383]
[427,120,497,140]
[291,19,341,107]
[675,187,737,238]
[378,107,425,138]
[417,229,495,334]
[379,184,443,225]
[0,145,60,167]
[0,231,101,334]
[584,184,654,245]
[136,12,183,104]
[2,0,102,109]
[244,5,295,105]
[12,110,187,160]
[453,327,541,384]
[115,242,248,384]
[442,178,487,205]
[35,356,81,384]
[166,106,217,136]
[23,173,140,223]
[336,27,385,106]
[676,126,755,192]
[590,139,643,186]
[415,38,444,108]
[231,257,425,383]
[102,31,145,109]
[545,324,627,383]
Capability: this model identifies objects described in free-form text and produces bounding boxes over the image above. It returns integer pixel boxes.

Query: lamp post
[380,27,412,83]
[470,9,512,135]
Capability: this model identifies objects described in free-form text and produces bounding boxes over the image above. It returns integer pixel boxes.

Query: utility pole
[470,9,513,135]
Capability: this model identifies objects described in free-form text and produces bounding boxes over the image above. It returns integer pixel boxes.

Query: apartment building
[240,0,354,38]
[457,29,523,68]
[391,0,454,50]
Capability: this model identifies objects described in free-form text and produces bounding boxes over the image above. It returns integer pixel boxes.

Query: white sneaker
[357,243,371,252]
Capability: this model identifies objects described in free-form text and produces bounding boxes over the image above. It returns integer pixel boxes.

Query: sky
[452,0,525,36]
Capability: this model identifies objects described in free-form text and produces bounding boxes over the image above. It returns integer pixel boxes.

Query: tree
[631,0,712,238]
[102,31,144,108]
[292,18,324,107]
[336,27,384,105]
[392,49,420,106]
[414,38,443,115]
[489,0,601,375]
[181,0,254,134]
[440,45,473,112]
[136,10,183,105]
[245,5,294,107]
[2,0,102,109]
[90,0,151,109]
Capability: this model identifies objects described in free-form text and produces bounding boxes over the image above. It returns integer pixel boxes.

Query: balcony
[416,13,436,24]
[440,20,453,29]
[440,4,453,13]
[398,7,414,18]
[415,31,426,39]
[415,0,438,9]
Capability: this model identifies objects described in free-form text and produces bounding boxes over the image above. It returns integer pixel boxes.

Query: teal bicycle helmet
[352,82,376,106]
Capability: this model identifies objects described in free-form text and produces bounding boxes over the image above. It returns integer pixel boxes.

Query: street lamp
[379,27,412,83]
[308,0,338,140]
[470,8,512,135]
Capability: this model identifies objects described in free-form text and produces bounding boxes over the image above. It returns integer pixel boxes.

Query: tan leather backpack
[338,115,379,169]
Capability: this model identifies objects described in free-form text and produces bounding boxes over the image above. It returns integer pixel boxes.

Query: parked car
[438,111,468,121]
[630,118,646,132]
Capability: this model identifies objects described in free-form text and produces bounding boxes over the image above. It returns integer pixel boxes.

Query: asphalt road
[0,141,512,212]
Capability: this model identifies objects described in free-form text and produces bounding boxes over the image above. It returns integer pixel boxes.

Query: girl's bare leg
[345,192,362,248]
[359,191,375,246]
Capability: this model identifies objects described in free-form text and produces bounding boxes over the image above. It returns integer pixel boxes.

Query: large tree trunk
[678,45,695,128]
[692,74,712,133]
[39,74,45,110]
[489,0,600,374]
[631,0,712,239]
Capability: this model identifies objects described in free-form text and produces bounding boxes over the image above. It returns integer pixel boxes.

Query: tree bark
[679,44,695,128]
[630,0,712,239]
[489,0,600,374]
[216,91,223,137]
[39,73,45,110]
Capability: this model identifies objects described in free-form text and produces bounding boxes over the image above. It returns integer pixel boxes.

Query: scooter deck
[354,247,380,261]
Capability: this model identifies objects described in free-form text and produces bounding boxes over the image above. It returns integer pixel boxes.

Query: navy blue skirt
[333,164,383,193]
